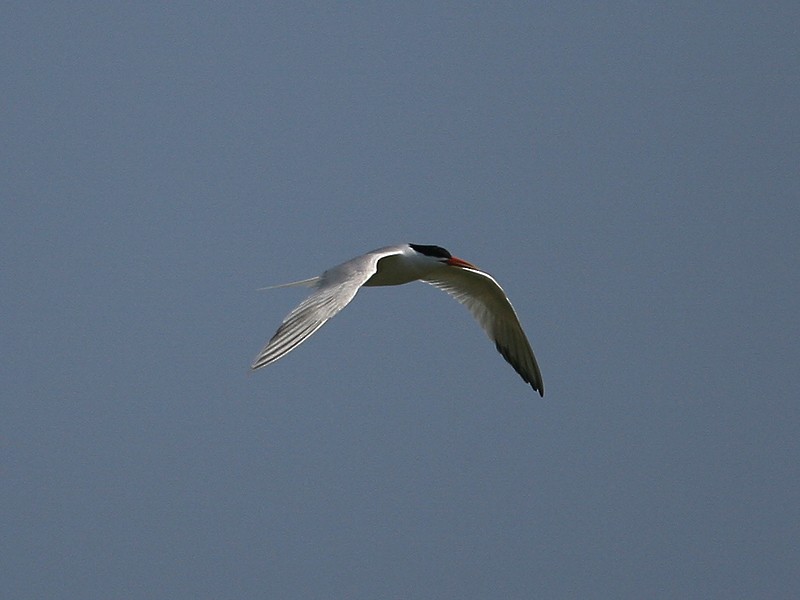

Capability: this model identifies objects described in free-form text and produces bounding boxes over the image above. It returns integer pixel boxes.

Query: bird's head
[409,243,476,269]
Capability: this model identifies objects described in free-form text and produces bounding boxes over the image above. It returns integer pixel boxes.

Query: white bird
[251,244,544,396]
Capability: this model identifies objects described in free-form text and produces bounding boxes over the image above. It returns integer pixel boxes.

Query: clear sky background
[3,3,799,599]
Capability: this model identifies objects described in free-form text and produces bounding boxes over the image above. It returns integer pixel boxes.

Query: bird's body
[251,244,544,396]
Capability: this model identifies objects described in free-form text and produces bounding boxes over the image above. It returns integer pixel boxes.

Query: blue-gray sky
[3,3,799,598]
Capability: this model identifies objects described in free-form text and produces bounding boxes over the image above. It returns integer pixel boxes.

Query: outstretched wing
[423,267,544,396]
[251,247,403,370]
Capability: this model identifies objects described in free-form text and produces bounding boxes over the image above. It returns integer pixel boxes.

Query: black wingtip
[494,340,544,397]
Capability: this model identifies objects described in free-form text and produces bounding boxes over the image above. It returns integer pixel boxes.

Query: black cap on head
[409,244,452,259]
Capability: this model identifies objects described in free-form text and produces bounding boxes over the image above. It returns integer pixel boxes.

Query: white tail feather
[257,276,320,291]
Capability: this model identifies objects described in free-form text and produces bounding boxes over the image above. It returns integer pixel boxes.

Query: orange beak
[447,256,477,269]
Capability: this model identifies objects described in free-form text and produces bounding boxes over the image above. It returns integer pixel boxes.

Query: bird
[251,244,544,396]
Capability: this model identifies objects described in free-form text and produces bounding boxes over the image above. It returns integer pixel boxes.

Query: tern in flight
[251,244,544,395]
